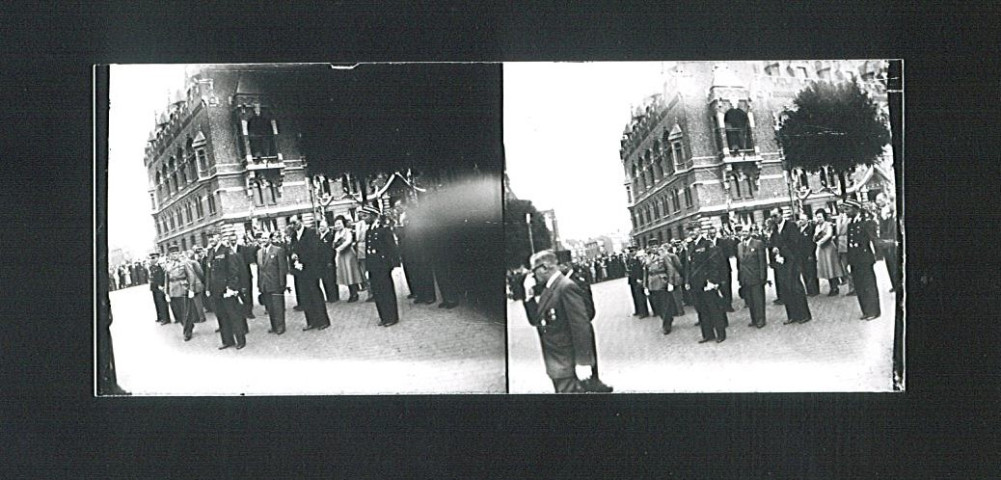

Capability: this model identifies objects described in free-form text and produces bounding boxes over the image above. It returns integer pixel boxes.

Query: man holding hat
[361,205,401,327]
[523,249,613,393]
[148,252,170,324]
[686,224,729,343]
[844,199,882,320]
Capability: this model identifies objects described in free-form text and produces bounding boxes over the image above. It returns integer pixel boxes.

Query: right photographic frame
[504,60,903,393]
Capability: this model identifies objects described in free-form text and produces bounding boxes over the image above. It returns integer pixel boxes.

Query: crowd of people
[108,260,150,291]
[621,194,899,342]
[136,199,474,351]
[511,193,899,393]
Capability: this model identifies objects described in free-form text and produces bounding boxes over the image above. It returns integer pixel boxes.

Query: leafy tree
[504,198,552,269]
[778,80,890,200]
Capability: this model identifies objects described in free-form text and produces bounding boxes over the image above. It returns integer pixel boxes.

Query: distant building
[144,65,360,254]
[620,60,893,248]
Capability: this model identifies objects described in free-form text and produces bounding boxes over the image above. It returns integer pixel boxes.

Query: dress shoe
[662,328,671,335]
[783,319,798,325]
[235,343,246,350]
[583,377,613,393]
[716,337,726,343]
[726,307,735,313]
[218,344,233,350]
[347,296,358,303]
[798,317,812,324]
[756,323,765,328]
[381,321,398,327]
[214,328,220,332]
[747,323,756,327]
[303,325,317,331]
[889,287,895,293]
[698,338,714,344]
[275,329,285,335]
[317,324,329,331]
[267,329,276,334]
[694,322,701,326]
[183,333,192,341]
[638,314,648,319]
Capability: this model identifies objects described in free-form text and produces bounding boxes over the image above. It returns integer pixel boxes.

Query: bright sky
[107,64,190,257]
[504,62,671,241]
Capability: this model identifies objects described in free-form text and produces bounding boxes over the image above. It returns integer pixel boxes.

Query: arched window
[155,172,162,198]
[724,109,753,152]
[185,139,197,181]
[247,116,278,159]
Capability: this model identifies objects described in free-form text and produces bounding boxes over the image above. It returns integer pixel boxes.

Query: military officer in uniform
[148,252,170,324]
[644,242,683,335]
[523,250,613,393]
[687,224,729,343]
[361,205,401,327]
[844,200,881,320]
[207,234,248,350]
[625,247,650,318]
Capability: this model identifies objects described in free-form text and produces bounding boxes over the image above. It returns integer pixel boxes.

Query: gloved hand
[187,291,195,299]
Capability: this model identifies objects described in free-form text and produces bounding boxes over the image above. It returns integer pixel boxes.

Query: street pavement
[508,259,899,393]
[110,268,506,395]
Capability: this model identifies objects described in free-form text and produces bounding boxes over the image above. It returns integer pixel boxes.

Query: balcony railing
[246,156,284,170]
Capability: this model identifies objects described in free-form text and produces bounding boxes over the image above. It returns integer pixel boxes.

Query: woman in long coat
[333,216,365,302]
[813,209,845,296]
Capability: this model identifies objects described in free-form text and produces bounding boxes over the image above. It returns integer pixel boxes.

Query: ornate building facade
[621,60,891,248]
[144,65,356,254]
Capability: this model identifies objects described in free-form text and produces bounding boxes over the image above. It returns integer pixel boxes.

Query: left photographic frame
[96,63,506,395]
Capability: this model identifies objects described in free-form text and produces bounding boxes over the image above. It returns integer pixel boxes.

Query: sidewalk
[109,269,506,395]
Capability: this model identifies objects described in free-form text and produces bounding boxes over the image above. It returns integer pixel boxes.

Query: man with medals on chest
[522,250,613,393]
[207,231,249,350]
[686,223,729,343]
[844,199,882,320]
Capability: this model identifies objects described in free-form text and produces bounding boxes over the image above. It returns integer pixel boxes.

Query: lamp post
[526,212,535,254]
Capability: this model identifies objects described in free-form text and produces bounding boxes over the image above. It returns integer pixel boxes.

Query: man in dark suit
[288,215,331,331]
[768,208,813,325]
[257,231,289,334]
[876,193,901,293]
[234,233,259,319]
[361,206,401,327]
[522,250,612,393]
[736,226,768,328]
[798,213,821,296]
[317,220,340,303]
[707,225,736,313]
[625,247,649,318]
[148,252,170,324]
[845,200,882,320]
[687,224,729,343]
[207,236,248,350]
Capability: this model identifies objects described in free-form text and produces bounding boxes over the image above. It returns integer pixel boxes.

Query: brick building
[621,60,892,248]
[144,65,358,254]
